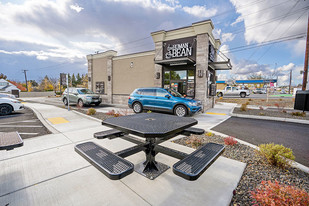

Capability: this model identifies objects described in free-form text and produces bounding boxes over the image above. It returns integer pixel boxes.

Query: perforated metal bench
[75,142,134,180]
[173,143,225,181]
[181,127,205,136]
[93,129,124,139]
[0,132,23,151]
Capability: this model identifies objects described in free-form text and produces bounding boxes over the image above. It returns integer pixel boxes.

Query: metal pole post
[67,74,70,111]
[302,14,309,91]
[23,70,29,92]
[289,70,292,94]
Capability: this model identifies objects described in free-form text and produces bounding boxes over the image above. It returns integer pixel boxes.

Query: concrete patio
[0,103,245,206]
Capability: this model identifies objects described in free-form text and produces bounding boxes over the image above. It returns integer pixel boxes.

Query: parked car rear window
[78,89,94,94]
[140,89,155,96]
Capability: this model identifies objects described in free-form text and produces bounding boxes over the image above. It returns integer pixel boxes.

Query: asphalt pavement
[212,117,309,166]
[0,107,51,139]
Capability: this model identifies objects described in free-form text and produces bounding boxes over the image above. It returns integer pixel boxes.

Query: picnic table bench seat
[173,143,225,181]
[93,129,124,139]
[181,127,205,136]
[75,142,134,180]
[0,132,23,151]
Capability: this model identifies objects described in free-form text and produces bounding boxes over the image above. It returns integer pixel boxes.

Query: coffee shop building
[87,20,231,110]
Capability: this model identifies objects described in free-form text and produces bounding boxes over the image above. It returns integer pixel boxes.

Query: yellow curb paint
[48,117,69,125]
[206,112,226,115]
[21,102,27,104]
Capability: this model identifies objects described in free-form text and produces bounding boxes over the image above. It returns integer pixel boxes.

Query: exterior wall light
[198,70,203,78]
[156,72,160,79]
[130,62,134,68]
[108,76,111,81]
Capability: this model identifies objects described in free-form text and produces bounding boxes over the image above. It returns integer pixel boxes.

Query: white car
[0,93,16,99]
[0,97,24,115]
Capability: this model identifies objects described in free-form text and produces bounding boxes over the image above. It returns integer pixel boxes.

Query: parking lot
[0,107,51,139]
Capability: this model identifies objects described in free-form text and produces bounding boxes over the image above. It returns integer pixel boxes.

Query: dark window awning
[155,57,195,66]
[209,59,232,70]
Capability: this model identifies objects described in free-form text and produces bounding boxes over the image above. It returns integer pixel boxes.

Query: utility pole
[289,70,292,94]
[302,14,309,90]
[22,70,29,92]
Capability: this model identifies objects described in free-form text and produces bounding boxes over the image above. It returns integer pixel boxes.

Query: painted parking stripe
[48,117,69,125]
[19,133,39,135]
[0,125,43,127]
[206,112,227,115]
[0,119,38,125]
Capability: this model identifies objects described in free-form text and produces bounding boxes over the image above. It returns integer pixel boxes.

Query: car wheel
[132,102,143,113]
[0,104,13,115]
[78,99,84,107]
[240,92,246,98]
[95,102,101,106]
[63,98,68,106]
[217,92,223,97]
[174,105,187,117]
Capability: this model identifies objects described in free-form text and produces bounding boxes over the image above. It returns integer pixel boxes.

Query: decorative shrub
[147,110,152,113]
[206,132,214,137]
[113,112,123,117]
[240,103,247,111]
[274,103,280,110]
[186,137,202,149]
[219,97,223,100]
[259,112,265,116]
[106,109,115,116]
[279,98,283,101]
[248,98,252,101]
[259,106,264,110]
[282,110,287,113]
[224,136,237,145]
[251,180,309,206]
[87,108,96,115]
[245,101,250,105]
[258,143,295,167]
[292,112,306,117]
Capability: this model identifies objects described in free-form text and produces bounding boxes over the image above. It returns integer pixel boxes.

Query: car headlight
[86,96,92,100]
[188,102,197,106]
[11,100,20,103]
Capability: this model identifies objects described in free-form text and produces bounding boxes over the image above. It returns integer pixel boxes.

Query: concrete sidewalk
[0,103,245,206]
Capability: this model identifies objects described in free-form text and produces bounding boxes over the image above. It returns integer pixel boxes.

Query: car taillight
[128,96,131,99]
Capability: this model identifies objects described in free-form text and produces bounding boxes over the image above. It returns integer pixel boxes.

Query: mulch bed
[173,134,309,205]
[74,109,112,121]
[233,107,309,120]
[216,98,294,108]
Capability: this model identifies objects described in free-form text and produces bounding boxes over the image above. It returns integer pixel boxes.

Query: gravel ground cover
[173,134,309,205]
[233,107,309,120]
[74,109,112,121]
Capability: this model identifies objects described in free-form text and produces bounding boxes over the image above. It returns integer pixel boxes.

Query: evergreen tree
[77,73,82,85]
[72,74,77,87]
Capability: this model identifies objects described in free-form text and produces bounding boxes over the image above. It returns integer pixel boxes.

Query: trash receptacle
[294,90,309,111]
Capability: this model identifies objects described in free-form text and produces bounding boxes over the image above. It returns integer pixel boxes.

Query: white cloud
[217,73,227,80]
[213,28,221,39]
[105,0,179,12]
[221,33,235,43]
[70,3,84,13]
[292,39,306,56]
[230,0,308,44]
[183,5,217,18]
[231,16,243,26]
[277,63,294,72]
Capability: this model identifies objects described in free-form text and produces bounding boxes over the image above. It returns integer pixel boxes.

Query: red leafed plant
[224,136,237,145]
[251,180,309,206]
[106,110,115,116]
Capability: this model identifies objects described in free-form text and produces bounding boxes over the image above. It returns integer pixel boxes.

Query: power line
[256,9,307,61]
[22,70,29,92]
[246,0,302,60]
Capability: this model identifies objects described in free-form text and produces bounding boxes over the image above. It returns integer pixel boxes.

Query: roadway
[212,117,309,167]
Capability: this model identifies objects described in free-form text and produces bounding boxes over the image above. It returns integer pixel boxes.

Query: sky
[0,0,308,86]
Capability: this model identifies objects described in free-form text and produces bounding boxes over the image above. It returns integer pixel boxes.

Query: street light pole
[302,14,309,90]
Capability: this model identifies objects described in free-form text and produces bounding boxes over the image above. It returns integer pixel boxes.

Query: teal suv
[128,87,202,117]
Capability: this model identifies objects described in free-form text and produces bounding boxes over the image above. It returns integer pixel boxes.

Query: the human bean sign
[163,37,196,60]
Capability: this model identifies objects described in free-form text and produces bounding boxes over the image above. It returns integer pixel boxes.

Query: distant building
[0,79,20,93]
[216,79,277,89]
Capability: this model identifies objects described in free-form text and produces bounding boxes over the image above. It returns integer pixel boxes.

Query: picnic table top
[102,113,197,138]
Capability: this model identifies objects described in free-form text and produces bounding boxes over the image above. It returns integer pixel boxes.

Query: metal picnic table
[75,113,225,180]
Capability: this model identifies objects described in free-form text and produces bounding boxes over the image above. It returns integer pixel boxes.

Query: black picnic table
[75,113,225,180]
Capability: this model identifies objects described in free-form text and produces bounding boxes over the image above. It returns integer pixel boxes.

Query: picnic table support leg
[134,138,170,180]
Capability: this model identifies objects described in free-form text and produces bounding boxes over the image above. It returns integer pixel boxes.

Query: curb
[230,112,309,125]
[27,105,60,134]
[207,129,309,174]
